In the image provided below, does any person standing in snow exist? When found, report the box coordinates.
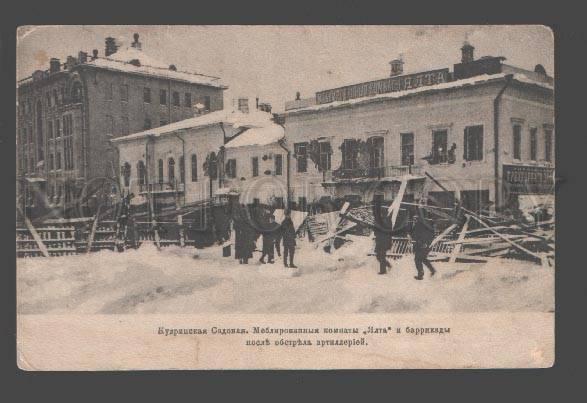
[410,213,437,280]
[259,214,279,264]
[372,195,392,275]
[280,211,297,268]
[234,204,253,264]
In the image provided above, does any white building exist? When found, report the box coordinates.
[111,100,284,214]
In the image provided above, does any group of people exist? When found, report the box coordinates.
[372,196,437,281]
[232,206,297,268]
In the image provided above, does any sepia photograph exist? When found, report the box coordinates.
[15,25,555,369]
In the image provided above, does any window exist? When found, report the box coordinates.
[54,119,61,138]
[431,130,448,164]
[160,118,168,126]
[513,124,522,160]
[63,115,74,170]
[53,89,59,106]
[105,83,113,101]
[191,154,198,182]
[122,162,131,187]
[204,96,211,111]
[226,159,237,178]
[368,136,384,175]
[49,154,54,170]
[144,118,152,130]
[545,129,553,162]
[137,160,146,186]
[179,156,185,183]
[461,190,490,216]
[28,124,34,143]
[60,87,65,104]
[46,92,51,107]
[160,89,167,105]
[318,141,332,172]
[294,142,307,173]
[168,158,175,183]
[105,115,114,136]
[274,154,283,176]
[71,82,82,103]
[120,84,129,102]
[56,152,62,170]
[464,125,484,161]
[48,121,53,139]
[121,116,129,135]
[342,139,359,170]
[252,156,259,177]
[298,197,308,212]
[143,87,151,103]
[172,91,180,107]
[158,159,164,183]
[184,93,192,107]
[530,127,537,161]
[36,101,44,161]
[401,133,414,166]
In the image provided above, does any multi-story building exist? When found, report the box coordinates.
[17,33,226,219]
[114,41,554,224]
[283,42,554,215]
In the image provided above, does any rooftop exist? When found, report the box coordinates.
[84,46,226,88]
[286,73,553,115]
[111,109,276,143]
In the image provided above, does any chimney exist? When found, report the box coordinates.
[105,37,118,57]
[92,49,99,60]
[78,51,88,64]
[461,41,475,64]
[131,33,142,50]
[295,91,301,100]
[256,97,259,109]
[66,55,77,70]
[49,58,61,73]
[169,64,177,71]
[389,55,404,77]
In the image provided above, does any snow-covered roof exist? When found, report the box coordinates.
[287,73,553,115]
[82,47,226,89]
[224,125,284,149]
[111,109,276,143]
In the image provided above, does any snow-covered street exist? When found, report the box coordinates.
[17,236,554,315]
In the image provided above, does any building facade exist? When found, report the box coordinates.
[283,43,554,215]
[17,33,226,219]
[112,101,284,216]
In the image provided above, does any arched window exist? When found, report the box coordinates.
[168,158,175,183]
[158,159,164,184]
[179,156,185,183]
[122,162,131,187]
[191,154,198,182]
[71,81,83,103]
[137,160,146,186]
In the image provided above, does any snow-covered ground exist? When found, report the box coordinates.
[17,236,554,315]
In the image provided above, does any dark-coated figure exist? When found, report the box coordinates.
[281,211,297,268]
[410,214,437,280]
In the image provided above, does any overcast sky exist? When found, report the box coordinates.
[17,25,554,112]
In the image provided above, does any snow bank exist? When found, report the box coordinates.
[17,237,554,315]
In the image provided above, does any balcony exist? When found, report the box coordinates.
[138,181,185,194]
[323,165,422,184]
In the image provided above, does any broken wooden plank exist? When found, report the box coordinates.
[449,215,470,263]
[429,224,457,248]
[469,214,543,261]
[86,205,102,253]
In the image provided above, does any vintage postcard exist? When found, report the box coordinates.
[16,25,554,370]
